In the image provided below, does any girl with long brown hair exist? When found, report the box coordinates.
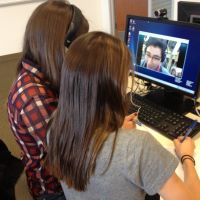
[7,1,89,199]
[47,32,200,200]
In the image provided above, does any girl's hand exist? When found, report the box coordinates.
[173,136,195,159]
[122,113,138,129]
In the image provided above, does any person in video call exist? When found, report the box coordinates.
[141,37,170,75]
[7,0,89,199]
[46,31,200,200]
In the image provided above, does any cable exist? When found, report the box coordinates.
[128,76,141,109]
[128,76,142,125]
[193,98,200,117]
[128,77,163,126]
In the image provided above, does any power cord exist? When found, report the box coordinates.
[128,77,142,125]
[193,98,200,117]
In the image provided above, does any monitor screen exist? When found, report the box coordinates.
[178,1,200,24]
[125,15,200,97]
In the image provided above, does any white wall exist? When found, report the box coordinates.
[71,0,113,33]
[0,0,112,56]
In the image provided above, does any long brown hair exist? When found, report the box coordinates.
[46,32,131,191]
[17,0,89,91]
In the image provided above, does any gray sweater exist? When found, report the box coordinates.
[61,129,178,200]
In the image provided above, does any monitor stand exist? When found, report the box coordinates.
[143,87,195,115]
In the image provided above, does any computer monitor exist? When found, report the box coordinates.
[125,15,200,99]
[178,1,200,24]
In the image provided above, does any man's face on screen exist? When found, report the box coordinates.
[145,45,162,70]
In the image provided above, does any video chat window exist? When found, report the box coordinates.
[136,32,189,79]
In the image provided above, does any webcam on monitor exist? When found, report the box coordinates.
[154,8,168,19]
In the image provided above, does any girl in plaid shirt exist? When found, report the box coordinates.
[7,1,89,199]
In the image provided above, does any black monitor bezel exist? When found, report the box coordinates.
[124,15,200,98]
[178,1,200,24]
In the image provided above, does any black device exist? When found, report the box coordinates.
[125,15,200,139]
[154,8,168,19]
[125,15,200,101]
[178,1,200,24]
[128,93,200,140]
[64,5,83,48]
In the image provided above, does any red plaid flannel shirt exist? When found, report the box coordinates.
[7,60,62,198]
